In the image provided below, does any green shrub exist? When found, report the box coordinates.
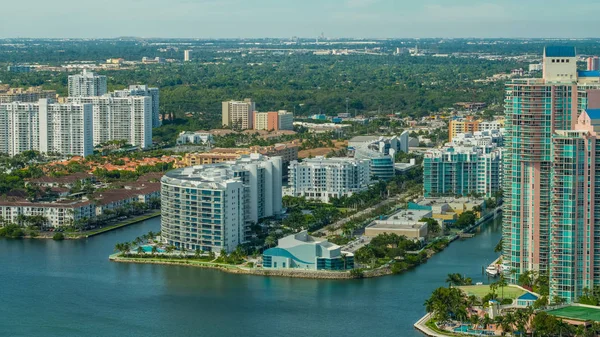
[52,232,65,240]
[350,268,364,278]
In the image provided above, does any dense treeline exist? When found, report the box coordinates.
[1,48,522,124]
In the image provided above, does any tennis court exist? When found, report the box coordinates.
[547,306,600,322]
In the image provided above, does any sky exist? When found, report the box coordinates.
[1,0,599,39]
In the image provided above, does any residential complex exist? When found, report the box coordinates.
[350,133,409,180]
[161,154,283,253]
[184,50,192,62]
[176,131,214,146]
[0,174,160,228]
[68,95,153,149]
[222,99,255,130]
[262,231,354,270]
[0,86,57,104]
[423,141,503,198]
[0,100,93,157]
[38,99,94,157]
[587,56,599,71]
[254,110,294,131]
[68,70,107,97]
[286,157,371,203]
[112,85,160,128]
[502,46,600,303]
[448,116,480,142]
[177,143,299,177]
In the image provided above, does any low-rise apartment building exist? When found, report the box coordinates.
[286,156,371,203]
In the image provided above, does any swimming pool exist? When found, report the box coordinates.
[452,325,495,335]
[141,245,165,253]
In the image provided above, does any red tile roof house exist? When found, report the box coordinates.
[26,173,96,189]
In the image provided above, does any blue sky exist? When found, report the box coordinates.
[2,0,599,38]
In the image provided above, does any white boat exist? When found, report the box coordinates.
[486,266,498,277]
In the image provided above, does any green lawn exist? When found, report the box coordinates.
[459,285,525,299]
[81,211,161,237]
[547,306,600,322]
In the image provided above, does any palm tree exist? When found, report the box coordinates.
[467,295,479,309]
[180,245,187,258]
[194,248,201,259]
[482,314,492,329]
[265,235,276,248]
[151,245,158,255]
[137,246,144,255]
[497,274,508,299]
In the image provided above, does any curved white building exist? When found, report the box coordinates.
[161,154,282,253]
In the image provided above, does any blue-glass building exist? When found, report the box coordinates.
[263,231,354,271]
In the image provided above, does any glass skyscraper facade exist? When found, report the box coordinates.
[503,46,600,302]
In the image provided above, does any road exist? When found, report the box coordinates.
[341,236,372,253]
[314,191,417,236]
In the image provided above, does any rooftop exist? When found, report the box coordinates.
[578,70,600,78]
[544,46,576,58]
[586,109,600,120]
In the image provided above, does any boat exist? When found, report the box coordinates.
[485,266,498,277]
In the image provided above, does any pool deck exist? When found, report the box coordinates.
[414,313,456,337]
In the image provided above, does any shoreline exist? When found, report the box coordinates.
[12,211,161,240]
[109,254,394,279]
[109,208,503,280]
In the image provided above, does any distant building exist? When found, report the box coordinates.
[364,209,430,239]
[0,87,57,104]
[254,110,294,131]
[450,129,504,147]
[142,57,165,64]
[311,114,327,121]
[7,65,32,73]
[176,131,214,145]
[263,231,354,270]
[423,143,503,198]
[222,99,255,130]
[286,157,371,203]
[293,122,350,135]
[68,96,152,149]
[178,144,298,178]
[449,116,481,142]
[106,58,125,64]
[529,63,543,72]
[68,70,107,97]
[38,99,94,157]
[112,85,160,128]
[587,56,599,71]
[184,50,192,62]
[349,132,409,180]
[511,68,524,77]
[0,100,93,157]
[0,181,159,228]
[161,154,283,253]
[478,119,504,133]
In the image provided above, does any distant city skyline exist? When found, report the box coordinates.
[2,0,600,39]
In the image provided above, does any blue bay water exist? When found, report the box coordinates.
[0,217,501,337]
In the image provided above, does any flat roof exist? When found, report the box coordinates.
[368,221,426,230]
[578,70,600,78]
[547,306,600,322]
[545,46,576,57]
